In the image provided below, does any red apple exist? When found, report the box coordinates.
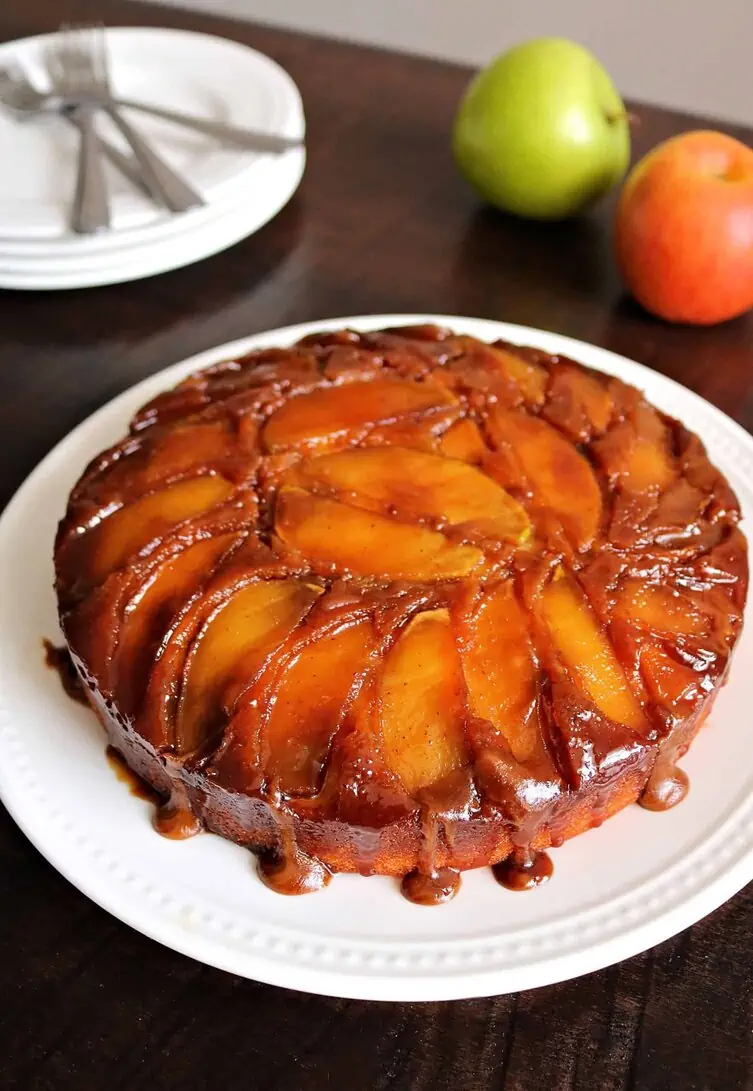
[615,130,753,324]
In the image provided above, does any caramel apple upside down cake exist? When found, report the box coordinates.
[53,325,748,905]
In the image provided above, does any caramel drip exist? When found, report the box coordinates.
[419,808,440,877]
[43,640,89,706]
[106,745,201,839]
[257,786,332,896]
[400,805,461,906]
[106,746,161,805]
[493,848,554,891]
[401,867,460,906]
[153,779,202,840]
[257,847,332,896]
[639,765,689,811]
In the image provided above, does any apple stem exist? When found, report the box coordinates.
[607,110,640,128]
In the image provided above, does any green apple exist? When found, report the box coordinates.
[453,38,631,220]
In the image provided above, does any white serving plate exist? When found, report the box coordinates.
[1,315,751,1001]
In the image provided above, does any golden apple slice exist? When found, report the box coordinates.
[362,416,446,453]
[593,403,675,494]
[82,475,234,583]
[543,363,613,440]
[541,573,645,731]
[275,486,483,580]
[115,533,237,715]
[640,642,704,708]
[613,580,710,637]
[265,619,373,793]
[438,418,488,463]
[295,447,530,542]
[263,378,456,452]
[490,346,549,406]
[380,609,468,794]
[90,419,234,502]
[487,407,602,549]
[176,579,321,755]
[459,582,541,762]
[625,437,676,495]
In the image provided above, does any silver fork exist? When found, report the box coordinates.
[45,29,110,234]
[0,61,300,155]
[0,63,151,198]
[55,24,204,214]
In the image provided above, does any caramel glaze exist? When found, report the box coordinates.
[258,847,332,895]
[106,745,160,804]
[153,783,203,840]
[107,751,201,839]
[639,766,690,812]
[397,774,476,904]
[493,849,554,892]
[52,324,749,901]
[256,789,333,893]
[50,652,200,840]
[401,867,461,905]
[43,639,89,706]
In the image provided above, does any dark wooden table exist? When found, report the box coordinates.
[1,1,752,1088]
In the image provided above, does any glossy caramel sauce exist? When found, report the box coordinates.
[401,867,461,905]
[493,850,554,891]
[639,766,690,812]
[43,639,88,706]
[257,847,332,895]
[106,745,161,805]
[153,794,203,840]
[51,324,748,901]
[107,747,200,838]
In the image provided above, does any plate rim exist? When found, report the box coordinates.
[1,313,752,1002]
[0,147,305,289]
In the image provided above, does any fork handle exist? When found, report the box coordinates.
[116,97,301,154]
[71,107,110,234]
[104,106,205,213]
[65,110,150,197]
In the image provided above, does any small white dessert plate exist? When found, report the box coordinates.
[0,26,304,242]
[1,315,752,1001]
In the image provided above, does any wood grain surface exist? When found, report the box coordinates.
[0,1,751,1088]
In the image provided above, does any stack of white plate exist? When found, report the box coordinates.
[0,27,306,290]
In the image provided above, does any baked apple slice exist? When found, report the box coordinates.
[72,475,235,585]
[486,407,603,549]
[489,345,549,406]
[593,402,676,494]
[115,533,238,715]
[613,579,710,637]
[263,377,456,452]
[293,447,530,542]
[640,642,707,710]
[264,619,374,794]
[80,419,236,506]
[361,412,455,454]
[275,487,483,580]
[458,582,542,762]
[541,573,645,731]
[379,609,468,795]
[542,362,613,441]
[438,418,488,463]
[176,578,321,755]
